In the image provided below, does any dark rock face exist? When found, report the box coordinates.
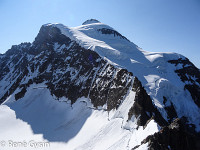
[97,28,130,41]
[0,43,31,103]
[128,77,167,127]
[140,118,200,150]
[168,58,200,107]
[15,87,27,100]
[0,43,31,81]
[89,66,133,110]
[164,104,178,123]
[1,24,200,150]
[184,84,200,107]
[106,69,133,110]
[0,25,134,113]
[163,96,178,123]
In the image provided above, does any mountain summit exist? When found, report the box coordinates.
[82,19,101,25]
[0,20,200,150]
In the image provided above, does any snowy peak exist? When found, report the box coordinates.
[82,19,101,25]
[1,20,200,150]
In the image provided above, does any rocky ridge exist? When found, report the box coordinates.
[0,20,200,149]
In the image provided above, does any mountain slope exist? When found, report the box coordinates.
[0,19,200,150]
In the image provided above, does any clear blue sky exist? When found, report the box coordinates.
[0,0,200,68]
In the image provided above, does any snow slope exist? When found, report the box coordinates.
[45,21,200,130]
[0,20,200,150]
[1,84,159,150]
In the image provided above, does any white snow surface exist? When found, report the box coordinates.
[44,21,200,130]
[1,84,159,150]
[82,19,101,25]
[1,20,200,150]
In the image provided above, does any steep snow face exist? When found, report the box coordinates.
[47,22,185,64]
[1,84,159,150]
[1,20,200,150]
[44,22,200,131]
[46,22,185,78]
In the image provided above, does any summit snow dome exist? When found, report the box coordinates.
[82,19,101,25]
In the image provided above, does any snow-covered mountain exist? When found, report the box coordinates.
[0,19,200,150]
